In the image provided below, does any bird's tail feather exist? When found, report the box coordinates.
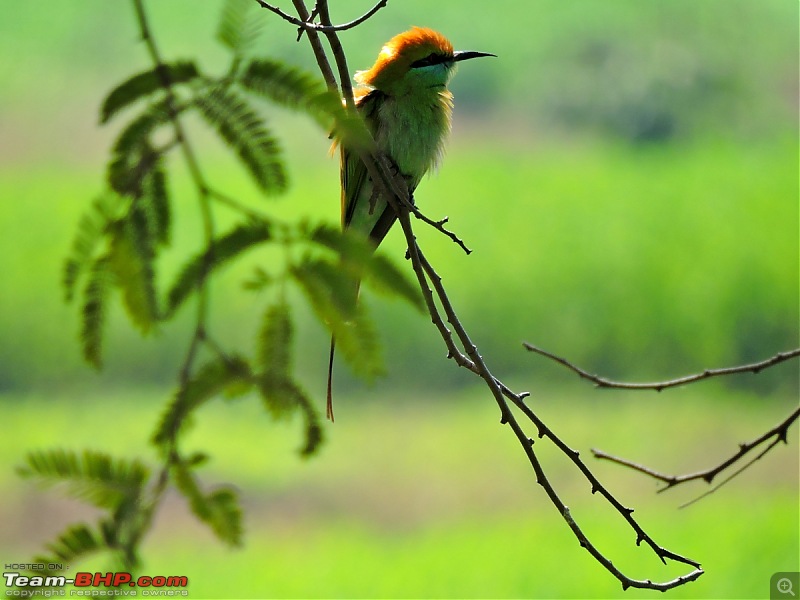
[326,336,336,422]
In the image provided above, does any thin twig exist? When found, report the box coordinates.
[523,343,800,390]
[376,156,472,254]
[254,0,389,33]
[409,208,471,254]
[593,406,800,494]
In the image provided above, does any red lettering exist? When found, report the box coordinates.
[113,572,132,586]
[74,572,92,587]
[94,572,114,586]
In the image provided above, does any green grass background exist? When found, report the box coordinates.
[0,1,798,598]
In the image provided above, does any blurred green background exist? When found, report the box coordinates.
[0,1,797,598]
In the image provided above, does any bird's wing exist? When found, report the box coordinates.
[340,89,399,247]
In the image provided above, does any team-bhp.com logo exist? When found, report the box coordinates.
[4,571,189,597]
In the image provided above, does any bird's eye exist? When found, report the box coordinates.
[410,53,446,69]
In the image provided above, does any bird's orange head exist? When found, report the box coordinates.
[355,27,494,93]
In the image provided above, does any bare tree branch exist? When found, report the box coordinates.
[524,343,800,390]
[593,406,800,494]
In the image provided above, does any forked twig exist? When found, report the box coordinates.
[410,209,471,254]
[593,406,800,496]
[254,0,389,33]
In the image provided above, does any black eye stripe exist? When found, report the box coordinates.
[410,53,450,69]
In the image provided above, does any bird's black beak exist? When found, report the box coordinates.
[453,50,497,62]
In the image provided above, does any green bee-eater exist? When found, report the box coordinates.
[327,27,495,420]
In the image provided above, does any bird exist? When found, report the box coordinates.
[326,26,495,421]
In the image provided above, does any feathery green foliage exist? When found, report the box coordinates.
[63,193,123,302]
[216,0,264,58]
[171,460,242,546]
[194,87,286,194]
[100,61,199,124]
[241,59,333,127]
[44,0,426,578]
[108,215,159,333]
[40,524,103,565]
[299,406,323,457]
[107,104,171,196]
[80,255,112,368]
[140,158,171,246]
[153,355,251,447]
[18,449,148,510]
[292,258,384,380]
[257,300,293,410]
[254,300,323,455]
[311,224,424,310]
[166,219,271,316]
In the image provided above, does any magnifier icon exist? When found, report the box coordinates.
[778,578,796,596]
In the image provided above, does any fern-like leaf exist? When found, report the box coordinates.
[240,60,329,126]
[140,158,171,246]
[299,403,323,457]
[216,0,263,56]
[310,225,424,311]
[18,449,148,510]
[293,257,359,319]
[240,62,371,149]
[108,215,159,334]
[100,61,199,124]
[193,87,286,194]
[165,219,271,316]
[254,300,323,450]
[256,298,299,417]
[171,461,242,546]
[40,523,103,564]
[153,355,251,446]
[63,194,124,302]
[80,255,112,368]
[108,103,171,196]
[291,258,383,380]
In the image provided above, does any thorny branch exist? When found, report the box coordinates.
[593,406,800,506]
[525,342,800,502]
[279,0,706,591]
